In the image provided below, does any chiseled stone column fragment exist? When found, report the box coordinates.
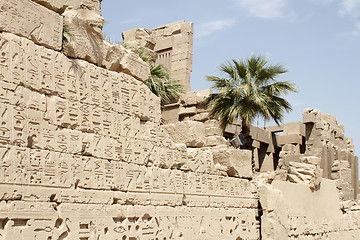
[0,0,63,51]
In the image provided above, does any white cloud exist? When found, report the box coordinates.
[196,19,236,38]
[339,0,360,15]
[235,0,287,19]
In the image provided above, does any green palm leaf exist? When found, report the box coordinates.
[204,55,298,141]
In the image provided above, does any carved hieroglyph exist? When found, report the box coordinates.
[0,0,63,51]
[0,31,259,239]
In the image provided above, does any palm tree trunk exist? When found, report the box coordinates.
[241,120,252,149]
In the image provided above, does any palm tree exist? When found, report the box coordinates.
[203,55,297,145]
[132,47,184,106]
[145,64,183,105]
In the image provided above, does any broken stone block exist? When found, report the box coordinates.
[62,8,105,65]
[32,0,102,14]
[303,108,321,123]
[114,47,150,82]
[179,106,197,116]
[260,184,288,240]
[180,92,197,106]
[204,136,228,147]
[163,120,206,147]
[184,148,214,173]
[204,127,222,137]
[191,113,209,122]
[211,148,252,178]
[287,161,322,190]
[300,156,321,166]
[122,27,155,50]
[0,0,63,51]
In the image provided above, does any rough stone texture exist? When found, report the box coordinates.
[62,8,150,82]
[260,184,288,240]
[212,148,253,178]
[123,20,194,92]
[0,203,259,239]
[31,0,102,14]
[62,8,105,65]
[163,120,206,147]
[103,41,150,82]
[0,0,63,51]
[162,90,213,124]
[1,1,360,238]
[287,161,322,190]
[0,30,259,239]
[260,179,360,239]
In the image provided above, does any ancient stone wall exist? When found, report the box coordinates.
[0,1,259,239]
[123,21,193,93]
[1,0,360,239]
[167,91,360,239]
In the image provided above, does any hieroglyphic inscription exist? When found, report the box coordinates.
[0,203,259,240]
[0,0,63,51]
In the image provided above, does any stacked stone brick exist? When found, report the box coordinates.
[123,20,193,92]
[0,0,259,239]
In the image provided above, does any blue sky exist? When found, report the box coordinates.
[101,0,360,161]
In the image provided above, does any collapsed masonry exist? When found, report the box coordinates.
[0,0,358,239]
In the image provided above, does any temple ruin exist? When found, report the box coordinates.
[0,0,359,239]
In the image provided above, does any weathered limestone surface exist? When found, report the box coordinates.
[0,202,259,239]
[62,7,150,81]
[260,179,360,239]
[163,120,206,147]
[1,0,360,238]
[212,148,253,178]
[31,0,102,13]
[62,8,105,65]
[0,0,63,51]
[123,20,194,92]
[0,30,259,239]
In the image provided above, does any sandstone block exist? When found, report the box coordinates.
[205,127,222,137]
[32,0,101,14]
[122,27,155,50]
[276,134,303,146]
[287,161,322,190]
[62,8,105,65]
[104,42,151,81]
[179,106,197,116]
[250,125,271,144]
[303,108,321,123]
[260,184,288,240]
[117,48,150,82]
[224,123,242,135]
[191,112,209,122]
[204,136,228,147]
[0,0,63,51]
[204,119,219,128]
[163,121,206,147]
[283,121,306,136]
[211,148,252,178]
[260,152,274,172]
[180,92,197,106]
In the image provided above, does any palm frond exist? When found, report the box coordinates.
[145,64,184,105]
[205,55,297,133]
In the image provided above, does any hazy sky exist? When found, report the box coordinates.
[101,0,360,160]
